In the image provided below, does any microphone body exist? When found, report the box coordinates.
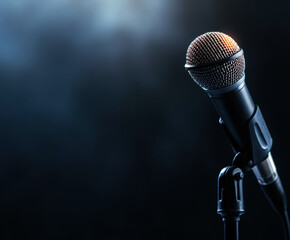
[208,78,254,154]
[205,77,277,186]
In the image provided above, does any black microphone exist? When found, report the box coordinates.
[184,32,289,238]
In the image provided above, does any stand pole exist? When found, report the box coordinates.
[223,218,239,240]
[217,166,245,240]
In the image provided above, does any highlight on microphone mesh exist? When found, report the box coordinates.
[185,32,245,90]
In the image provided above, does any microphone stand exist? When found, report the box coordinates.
[217,155,245,240]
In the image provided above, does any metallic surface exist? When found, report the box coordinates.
[186,32,240,66]
[205,76,245,96]
[185,49,244,69]
[185,32,245,90]
[252,153,278,185]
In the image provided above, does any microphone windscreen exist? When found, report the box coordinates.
[185,32,245,90]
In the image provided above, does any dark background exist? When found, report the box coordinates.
[0,0,289,239]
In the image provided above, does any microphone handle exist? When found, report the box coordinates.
[206,78,273,174]
[208,79,255,154]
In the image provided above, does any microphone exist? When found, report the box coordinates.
[184,32,289,236]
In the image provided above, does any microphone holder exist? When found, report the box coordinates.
[217,154,245,240]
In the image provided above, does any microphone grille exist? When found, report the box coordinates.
[186,32,245,90]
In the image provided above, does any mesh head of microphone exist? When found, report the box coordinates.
[186,32,245,90]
